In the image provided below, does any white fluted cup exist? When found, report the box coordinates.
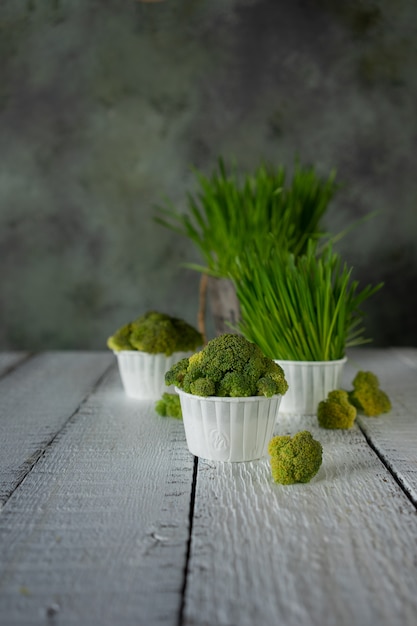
[176,388,282,462]
[114,350,192,399]
[274,357,347,415]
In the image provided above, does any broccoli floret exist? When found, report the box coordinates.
[241,354,289,397]
[155,393,183,419]
[217,371,253,397]
[165,333,288,398]
[190,377,216,397]
[164,357,190,388]
[260,360,289,396]
[268,430,323,484]
[317,389,357,429]
[106,323,134,351]
[256,376,279,398]
[199,334,256,384]
[107,311,203,356]
[348,371,391,417]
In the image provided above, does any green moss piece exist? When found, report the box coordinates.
[268,430,323,485]
[318,389,357,429]
[349,371,391,417]
[155,393,182,419]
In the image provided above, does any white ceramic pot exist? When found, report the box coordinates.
[274,357,347,415]
[114,350,192,399]
[176,388,282,462]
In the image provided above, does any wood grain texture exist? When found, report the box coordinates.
[345,348,417,503]
[0,365,193,626]
[0,352,29,378]
[0,351,113,504]
[1,349,416,626]
[184,351,417,626]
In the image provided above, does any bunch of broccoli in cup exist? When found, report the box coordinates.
[165,333,288,398]
[107,310,203,356]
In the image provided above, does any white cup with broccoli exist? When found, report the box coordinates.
[166,334,288,462]
[107,311,203,399]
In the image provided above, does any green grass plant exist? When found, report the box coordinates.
[155,158,338,278]
[234,241,383,361]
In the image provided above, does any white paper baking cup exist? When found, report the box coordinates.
[274,357,347,415]
[176,388,282,462]
[114,350,192,399]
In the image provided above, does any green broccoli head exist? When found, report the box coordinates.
[268,430,323,484]
[317,389,357,429]
[164,333,288,398]
[348,370,391,417]
[155,393,183,419]
[107,311,203,356]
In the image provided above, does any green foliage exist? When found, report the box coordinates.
[155,393,182,419]
[317,389,357,429]
[107,311,203,356]
[268,431,323,485]
[155,158,338,278]
[349,370,391,416]
[235,240,383,361]
[165,333,288,398]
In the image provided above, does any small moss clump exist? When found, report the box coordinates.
[155,393,182,419]
[318,390,357,429]
[268,431,323,485]
[348,371,391,417]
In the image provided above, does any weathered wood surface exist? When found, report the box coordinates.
[0,361,194,626]
[344,348,417,503]
[0,352,29,378]
[0,352,113,504]
[0,349,416,626]
[183,348,417,626]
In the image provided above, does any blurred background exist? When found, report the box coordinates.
[1,0,416,350]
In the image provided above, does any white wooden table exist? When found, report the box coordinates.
[0,348,416,626]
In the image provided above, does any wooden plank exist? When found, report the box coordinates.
[0,366,193,626]
[0,351,113,504]
[344,347,417,404]
[344,348,417,503]
[0,352,29,378]
[184,413,417,626]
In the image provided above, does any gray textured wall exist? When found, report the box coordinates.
[1,0,416,350]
